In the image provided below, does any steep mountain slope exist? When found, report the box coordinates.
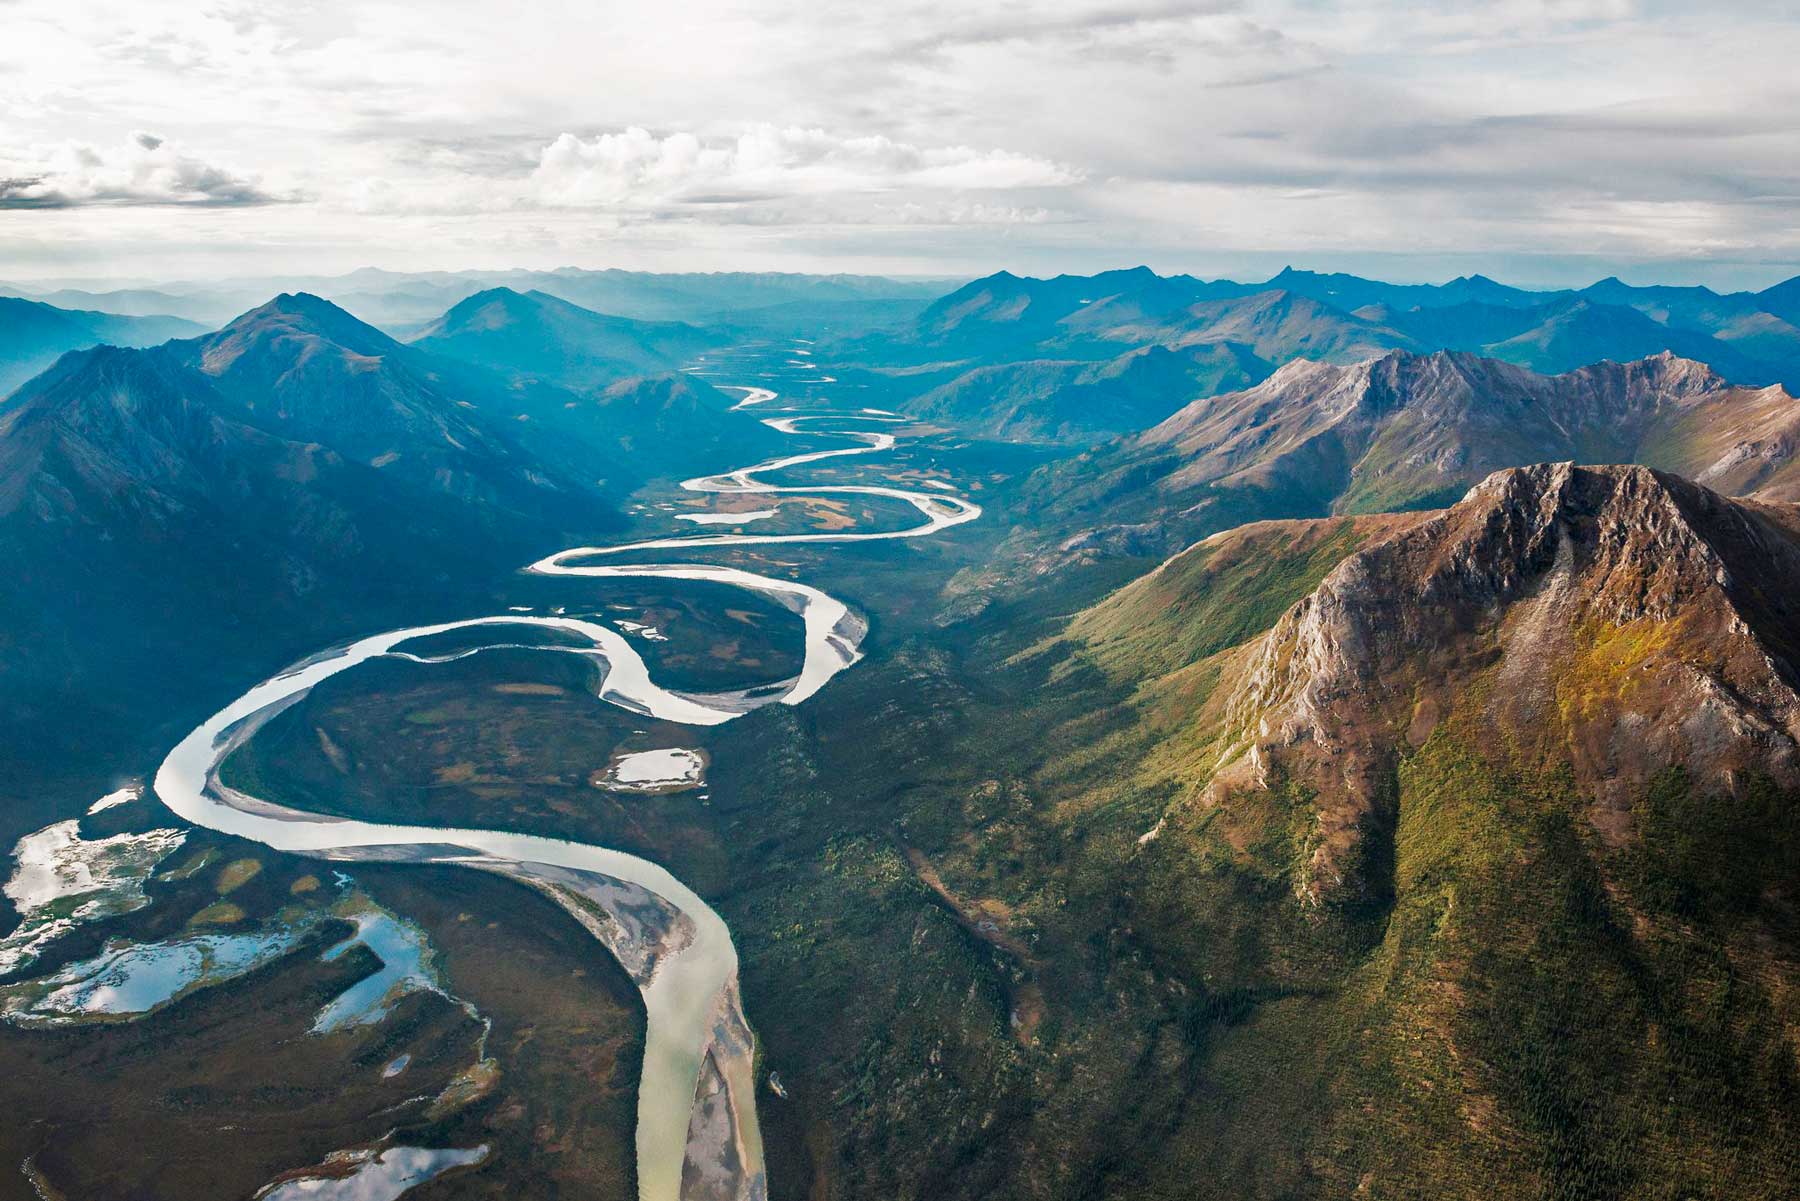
[167,293,612,527]
[1028,350,1800,558]
[0,344,553,749]
[1189,463,1800,893]
[708,461,1800,1201]
[0,297,206,397]
[904,343,1271,445]
[410,287,719,390]
[1759,273,1800,325]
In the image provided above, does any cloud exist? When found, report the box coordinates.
[3,1,1800,286]
[0,131,285,208]
[527,125,1082,210]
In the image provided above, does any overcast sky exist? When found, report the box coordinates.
[3,0,1798,289]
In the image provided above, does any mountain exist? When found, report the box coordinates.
[1007,463,1800,1195]
[1370,294,1781,381]
[850,271,1413,371]
[2,286,234,324]
[1098,289,1413,363]
[410,287,720,390]
[903,342,1272,445]
[520,267,953,325]
[405,289,788,483]
[580,372,791,481]
[168,292,614,526]
[1755,273,1800,326]
[852,268,1800,418]
[1175,462,1800,894]
[1577,275,1800,360]
[0,344,560,752]
[846,267,1250,364]
[1262,265,1554,311]
[1023,349,1800,562]
[0,297,206,397]
[718,460,1800,1201]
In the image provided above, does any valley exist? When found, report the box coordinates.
[2,266,1797,1201]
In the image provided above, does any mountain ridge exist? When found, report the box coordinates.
[1189,461,1800,895]
[1022,347,1800,568]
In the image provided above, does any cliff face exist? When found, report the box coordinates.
[1204,462,1800,896]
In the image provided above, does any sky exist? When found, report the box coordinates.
[3,0,1799,290]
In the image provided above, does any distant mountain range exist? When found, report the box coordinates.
[856,266,1800,374]
[3,268,956,333]
[828,267,1800,447]
[0,297,206,397]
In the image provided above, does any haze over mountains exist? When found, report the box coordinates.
[711,264,1791,467]
[0,297,205,396]
[2,268,956,335]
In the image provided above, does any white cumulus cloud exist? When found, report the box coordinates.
[528,125,1082,209]
[0,131,283,208]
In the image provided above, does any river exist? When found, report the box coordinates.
[151,365,979,1201]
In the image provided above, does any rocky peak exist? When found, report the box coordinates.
[1205,463,1800,899]
[196,292,400,378]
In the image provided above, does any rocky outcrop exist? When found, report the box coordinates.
[1204,463,1800,897]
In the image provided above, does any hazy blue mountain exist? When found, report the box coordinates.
[1370,294,1784,381]
[581,373,790,481]
[411,287,719,390]
[0,297,207,397]
[2,268,958,335]
[519,267,954,325]
[1259,265,1555,311]
[904,342,1272,444]
[167,293,609,530]
[1075,288,1413,363]
[0,343,572,750]
[0,285,231,325]
[1758,273,1800,325]
[852,270,1417,368]
[857,268,1800,432]
[844,267,1254,364]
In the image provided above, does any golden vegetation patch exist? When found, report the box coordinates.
[188,901,246,926]
[1554,616,1682,730]
[215,858,263,894]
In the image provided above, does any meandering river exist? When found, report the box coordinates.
[152,365,979,1201]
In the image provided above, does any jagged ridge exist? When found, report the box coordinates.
[1203,462,1800,895]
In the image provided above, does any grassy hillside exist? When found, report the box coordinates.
[680,466,1800,1200]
